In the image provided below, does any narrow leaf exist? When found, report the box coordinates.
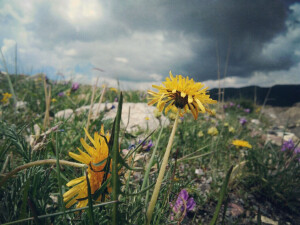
[209,166,233,225]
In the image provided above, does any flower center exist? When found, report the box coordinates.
[174,92,188,108]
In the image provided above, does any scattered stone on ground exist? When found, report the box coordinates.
[55,103,170,133]
[261,102,300,138]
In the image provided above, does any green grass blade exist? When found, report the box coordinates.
[3,201,118,225]
[112,92,123,225]
[209,165,233,225]
[55,132,66,223]
[86,171,95,225]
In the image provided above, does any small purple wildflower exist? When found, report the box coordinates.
[294,147,300,154]
[244,108,250,113]
[139,140,153,151]
[71,82,80,91]
[110,105,116,110]
[170,189,196,220]
[58,92,65,97]
[237,104,241,108]
[229,102,235,107]
[128,144,136,150]
[114,97,118,102]
[281,139,295,151]
[223,104,228,109]
[239,118,247,126]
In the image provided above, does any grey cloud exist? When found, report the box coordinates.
[111,0,299,81]
[3,0,299,85]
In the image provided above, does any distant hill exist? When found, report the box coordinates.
[209,85,300,107]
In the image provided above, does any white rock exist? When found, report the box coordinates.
[276,131,299,142]
[16,101,27,109]
[55,109,74,120]
[73,103,170,132]
[251,119,260,125]
[102,103,169,133]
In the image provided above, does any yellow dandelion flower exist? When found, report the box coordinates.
[63,126,111,209]
[148,71,217,119]
[51,98,57,103]
[232,140,252,149]
[224,122,229,127]
[207,127,218,136]
[1,92,12,104]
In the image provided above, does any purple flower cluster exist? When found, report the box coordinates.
[71,82,80,92]
[139,140,153,151]
[244,108,250,113]
[281,139,300,162]
[58,92,65,97]
[223,102,251,114]
[281,139,295,151]
[170,189,196,220]
[239,118,247,126]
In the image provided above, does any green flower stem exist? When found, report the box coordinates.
[146,110,180,225]
[0,159,85,187]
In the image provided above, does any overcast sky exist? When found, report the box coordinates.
[1,0,300,90]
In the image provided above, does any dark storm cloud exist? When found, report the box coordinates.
[112,0,299,81]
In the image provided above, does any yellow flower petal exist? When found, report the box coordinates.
[66,176,85,187]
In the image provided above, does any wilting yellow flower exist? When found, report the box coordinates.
[51,98,57,103]
[255,107,261,113]
[232,140,252,149]
[228,126,235,133]
[197,131,204,137]
[148,71,217,119]
[207,127,218,136]
[1,93,12,104]
[66,90,71,96]
[63,126,111,208]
